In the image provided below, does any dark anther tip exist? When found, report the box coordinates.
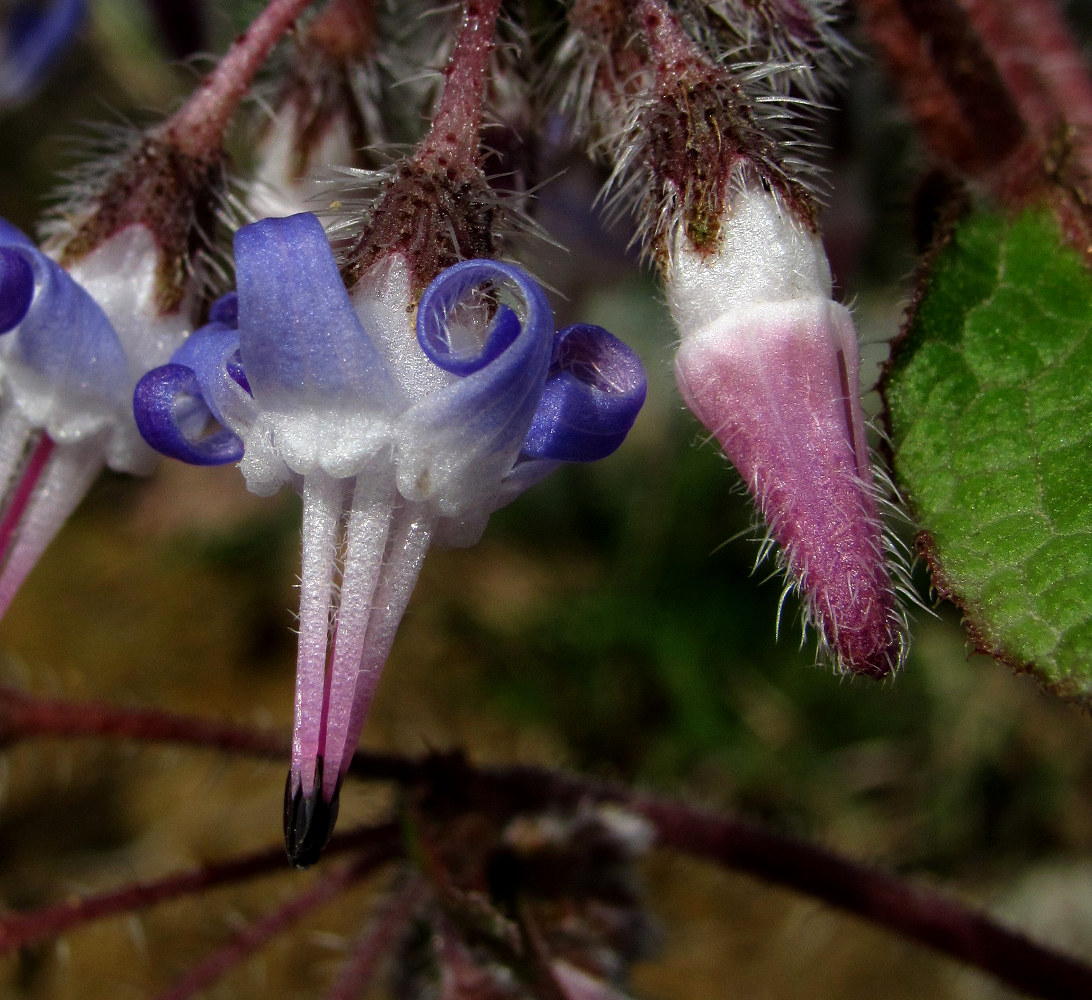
[283,757,341,869]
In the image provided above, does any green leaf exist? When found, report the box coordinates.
[885,209,1092,703]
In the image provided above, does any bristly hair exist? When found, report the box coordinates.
[550,0,836,269]
[319,137,546,302]
[682,0,853,104]
[546,0,635,148]
[747,439,917,678]
[40,116,240,313]
[320,0,544,299]
[372,0,463,146]
[604,84,818,270]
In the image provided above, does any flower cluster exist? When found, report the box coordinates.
[0,0,910,871]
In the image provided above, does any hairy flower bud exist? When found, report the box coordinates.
[250,0,382,219]
[669,185,907,676]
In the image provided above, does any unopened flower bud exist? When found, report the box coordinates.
[669,185,907,677]
[250,0,381,219]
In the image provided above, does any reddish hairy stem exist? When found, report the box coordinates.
[418,0,503,166]
[0,686,287,758]
[338,0,505,292]
[0,686,420,779]
[0,823,400,955]
[162,0,320,157]
[637,0,710,83]
[149,851,390,1000]
[324,877,428,1000]
[6,689,1091,997]
[960,0,1092,158]
[855,0,1092,247]
[854,0,1026,176]
[631,794,1092,1000]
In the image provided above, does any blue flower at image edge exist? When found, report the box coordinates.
[0,218,129,413]
[0,215,142,620]
[1,0,86,106]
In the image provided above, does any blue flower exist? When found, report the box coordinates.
[0,218,188,616]
[133,212,646,865]
[0,0,86,107]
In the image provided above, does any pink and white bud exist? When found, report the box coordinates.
[668,185,906,677]
[249,104,361,219]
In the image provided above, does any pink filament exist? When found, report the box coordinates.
[0,433,54,570]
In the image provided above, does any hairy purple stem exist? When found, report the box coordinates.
[418,0,503,167]
[632,794,1092,1000]
[149,852,390,1000]
[5,689,1090,998]
[961,0,1092,161]
[162,0,321,158]
[0,822,399,954]
[324,877,429,1000]
[0,687,420,778]
[0,686,287,758]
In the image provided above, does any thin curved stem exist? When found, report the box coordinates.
[0,822,400,954]
[630,793,1092,1000]
[5,687,1091,998]
[419,0,503,166]
[150,851,390,1000]
[162,0,320,158]
[854,0,1092,252]
[0,686,287,758]
[324,876,428,1000]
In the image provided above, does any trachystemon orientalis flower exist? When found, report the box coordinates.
[134,215,646,866]
[556,0,911,677]
[135,0,647,868]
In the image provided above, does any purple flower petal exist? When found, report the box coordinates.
[234,213,395,407]
[169,319,252,425]
[133,362,244,466]
[676,300,903,677]
[417,301,521,376]
[208,291,238,328]
[1,0,86,104]
[400,260,555,509]
[2,243,128,407]
[0,219,35,249]
[522,323,647,462]
[0,247,34,331]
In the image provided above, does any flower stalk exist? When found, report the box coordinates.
[5,685,1092,1000]
[149,853,390,1000]
[0,820,400,954]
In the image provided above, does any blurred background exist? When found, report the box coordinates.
[1,1,1091,998]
